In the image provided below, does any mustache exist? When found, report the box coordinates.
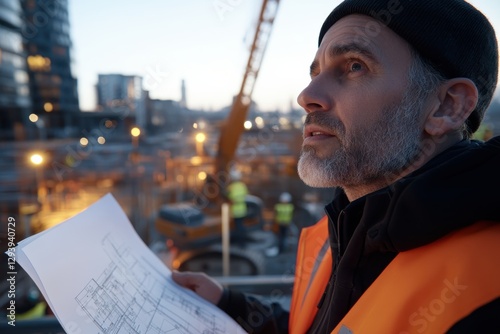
[303,112,345,136]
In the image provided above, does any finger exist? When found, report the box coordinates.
[171,271,223,304]
[171,270,189,285]
[172,270,200,288]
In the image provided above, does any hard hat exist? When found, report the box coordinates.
[230,169,242,180]
[280,192,292,203]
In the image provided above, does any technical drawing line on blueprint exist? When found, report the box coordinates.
[75,234,228,334]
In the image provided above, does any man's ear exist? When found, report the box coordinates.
[424,78,478,136]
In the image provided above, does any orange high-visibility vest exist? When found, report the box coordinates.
[289,219,500,334]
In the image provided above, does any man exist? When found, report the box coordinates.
[227,169,248,247]
[274,192,294,254]
[173,0,500,332]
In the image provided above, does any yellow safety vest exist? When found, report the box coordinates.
[290,219,500,333]
[227,181,248,218]
[275,203,294,225]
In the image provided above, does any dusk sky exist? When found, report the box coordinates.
[69,1,500,112]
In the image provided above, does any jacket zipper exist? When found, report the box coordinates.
[337,210,345,257]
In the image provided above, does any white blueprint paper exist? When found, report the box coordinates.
[16,193,246,334]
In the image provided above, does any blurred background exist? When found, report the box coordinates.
[1,0,499,330]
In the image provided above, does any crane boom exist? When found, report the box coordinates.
[155,0,281,263]
[215,0,280,178]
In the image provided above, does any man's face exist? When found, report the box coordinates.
[297,14,427,189]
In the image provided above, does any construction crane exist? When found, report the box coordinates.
[214,0,280,181]
[155,0,281,276]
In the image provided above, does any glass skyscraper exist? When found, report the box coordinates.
[22,0,79,139]
[0,0,32,141]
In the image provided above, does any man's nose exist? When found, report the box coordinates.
[297,76,331,113]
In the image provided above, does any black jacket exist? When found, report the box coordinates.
[218,137,500,333]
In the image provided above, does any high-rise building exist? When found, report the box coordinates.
[96,74,146,129]
[179,79,187,109]
[22,0,80,138]
[0,0,32,141]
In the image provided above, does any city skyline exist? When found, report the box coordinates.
[69,1,500,112]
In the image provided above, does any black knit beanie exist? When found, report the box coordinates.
[319,0,499,134]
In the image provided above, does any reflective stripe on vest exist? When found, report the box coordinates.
[290,216,332,334]
[290,221,500,334]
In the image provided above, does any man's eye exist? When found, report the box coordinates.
[350,62,363,72]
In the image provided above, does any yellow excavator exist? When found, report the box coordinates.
[155,0,281,276]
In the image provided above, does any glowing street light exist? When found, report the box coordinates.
[195,132,206,156]
[244,121,253,130]
[195,132,206,143]
[198,171,207,181]
[130,126,141,154]
[130,126,141,164]
[30,153,43,165]
[43,102,53,112]
[131,127,141,138]
[29,153,45,205]
[255,116,264,129]
[129,126,144,236]
[29,114,39,123]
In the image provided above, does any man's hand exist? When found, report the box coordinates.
[171,270,224,305]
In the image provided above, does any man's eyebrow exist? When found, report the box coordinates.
[309,42,379,76]
[309,60,319,77]
[329,42,378,62]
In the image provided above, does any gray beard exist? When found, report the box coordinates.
[297,90,424,189]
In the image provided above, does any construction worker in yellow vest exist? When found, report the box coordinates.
[274,192,294,254]
[227,169,248,248]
